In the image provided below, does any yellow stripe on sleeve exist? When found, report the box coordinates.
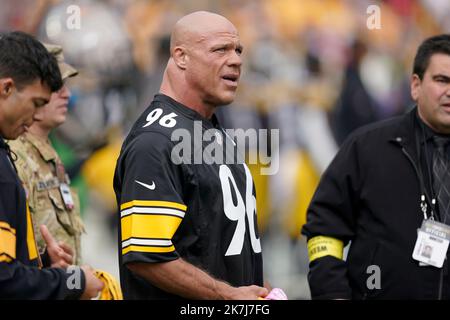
[122,245,175,255]
[0,227,16,259]
[26,204,38,261]
[0,222,16,235]
[307,236,344,262]
[121,214,183,241]
[0,254,12,263]
[120,200,187,212]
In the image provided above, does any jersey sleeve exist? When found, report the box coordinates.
[0,182,16,264]
[0,260,86,299]
[116,132,188,265]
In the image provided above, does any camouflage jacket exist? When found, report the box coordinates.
[8,133,85,265]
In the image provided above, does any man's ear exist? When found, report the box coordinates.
[411,74,422,102]
[0,78,14,98]
[172,46,188,70]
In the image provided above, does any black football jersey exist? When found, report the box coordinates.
[114,94,264,299]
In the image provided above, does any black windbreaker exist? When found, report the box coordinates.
[302,107,450,300]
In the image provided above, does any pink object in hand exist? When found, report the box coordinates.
[264,288,288,300]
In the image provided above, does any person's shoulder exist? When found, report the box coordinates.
[7,134,46,158]
[7,135,30,155]
[126,129,174,154]
[345,114,406,145]
[120,126,178,164]
[7,135,41,173]
[123,95,199,155]
[130,95,195,139]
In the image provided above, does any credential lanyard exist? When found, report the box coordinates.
[415,120,437,221]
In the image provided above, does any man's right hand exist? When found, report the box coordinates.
[80,265,104,300]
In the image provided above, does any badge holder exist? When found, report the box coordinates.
[412,196,449,268]
[56,162,74,210]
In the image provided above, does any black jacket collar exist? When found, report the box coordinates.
[392,106,450,150]
[0,136,7,150]
[390,107,418,151]
[416,114,435,145]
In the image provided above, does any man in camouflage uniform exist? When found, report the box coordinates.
[8,43,84,265]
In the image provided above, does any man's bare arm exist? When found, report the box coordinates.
[127,258,268,300]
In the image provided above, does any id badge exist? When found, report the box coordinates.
[59,183,74,210]
[412,219,450,268]
[413,230,448,267]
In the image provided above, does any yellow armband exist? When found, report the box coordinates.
[307,236,343,262]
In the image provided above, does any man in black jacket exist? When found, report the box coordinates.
[302,34,450,299]
[0,31,102,299]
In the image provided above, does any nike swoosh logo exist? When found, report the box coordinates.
[135,180,156,190]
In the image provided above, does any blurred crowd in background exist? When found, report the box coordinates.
[1,0,449,299]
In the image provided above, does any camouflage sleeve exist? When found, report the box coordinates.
[8,139,36,210]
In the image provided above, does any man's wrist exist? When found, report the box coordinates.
[212,280,234,300]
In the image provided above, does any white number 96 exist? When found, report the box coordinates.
[219,164,262,256]
[143,108,178,128]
